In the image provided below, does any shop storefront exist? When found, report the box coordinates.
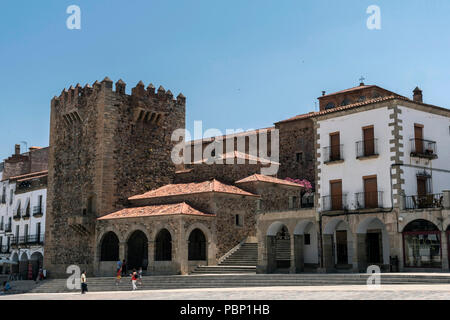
[403,219,441,268]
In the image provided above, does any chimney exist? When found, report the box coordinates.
[15,144,20,155]
[322,91,326,96]
[413,87,423,103]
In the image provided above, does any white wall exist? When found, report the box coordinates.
[398,106,450,197]
[303,223,318,264]
[317,107,394,211]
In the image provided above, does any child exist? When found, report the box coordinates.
[115,267,122,286]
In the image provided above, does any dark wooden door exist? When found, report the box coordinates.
[336,230,348,264]
[366,231,382,263]
[330,133,340,161]
[330,180,342,210]
[414,125,423,154]
[364,177,378,208]
[417,177,427,196]
[363,127,374,156]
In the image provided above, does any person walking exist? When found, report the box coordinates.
[35,268,43,284]
[137,267,143,286]
[117,260,122,272]
[131,269,137,290]
[115,267,122,286]
[81,271,88,294]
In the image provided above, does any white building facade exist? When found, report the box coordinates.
[315,94,450,272]
[0,146,48,279]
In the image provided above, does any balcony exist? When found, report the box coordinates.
[26,234,45,245]
[323,145,344,164]
[355,191,384,209]
[356,139,379,159]
[13,213,21,221]
[410,138,437,159]
[405,193,443,209]
[301,193,315,208]
[0,223,3,231]
[33,206,44,217]
[21,208,31,220]
[5,224,12,233]
[0,195,5,204]
[8,234,45,246]
[322,194,347,211]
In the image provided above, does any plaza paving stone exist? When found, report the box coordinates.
[1,285,450,300]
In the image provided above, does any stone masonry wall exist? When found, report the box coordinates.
[44,78,185,277]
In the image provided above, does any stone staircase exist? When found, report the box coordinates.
[191,242,258,274]
[8,273,450,294]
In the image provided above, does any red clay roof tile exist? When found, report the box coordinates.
[128,179,259,200]
[98,202,214,220]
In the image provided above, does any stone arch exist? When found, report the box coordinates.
[400,214,442,232]
[188,229,207,261]
[356,217,390,267]
[124,225,150,244]
[323,218,354,267]
[267,221,291,236]
[155,228,172,261]
[185,222,212,243]
[30,251,43,280]
[402,219,442,268]
[293,220,319,268]
[10,252,19,275]
[19,252,29,280]
[127,230,149,271]
[266,222,291,271]
[100,231,120,262]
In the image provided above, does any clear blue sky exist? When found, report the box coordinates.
[1,0,449,160]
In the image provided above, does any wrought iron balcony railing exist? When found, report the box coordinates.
[355,191,384,209]
[410,138,437,159]
[323,145,344,163]
[0,195,6,204]
[322,194,347,211]
[21,208,31,219]
[405,193,443,209]
[33,206,44,216]
[356,139,379,158]
[0,223,3,231]
[9,234,45,246]
[4,224,12,232]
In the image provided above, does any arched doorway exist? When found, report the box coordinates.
[266,222,291,273]
[11,253,19,275]
[293,221,319,272]
[403,219,441,268]
[188,229,206,261]
[30,252,43,280]
[127,230,148,271]
[155,229,172,261]
[19,252,29,280]
[100,232,119,262]
[356,217,390,271]
[323,219,354,270]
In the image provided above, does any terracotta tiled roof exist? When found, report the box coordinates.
[318,85,377,98]
[235,174,303,187]
[276,95,399,124]
[16,174,48,183]
[98,202,214,220]
[129,179,259,200]
[190,150,279,165]
[3,170,48,182]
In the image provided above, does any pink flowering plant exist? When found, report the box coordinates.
[285,177,313,192]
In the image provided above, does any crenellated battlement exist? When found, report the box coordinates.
[53,77,186,107]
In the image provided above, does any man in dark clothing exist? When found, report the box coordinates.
[121,260,127,276]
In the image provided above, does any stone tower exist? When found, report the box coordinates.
[43,78,185,277]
